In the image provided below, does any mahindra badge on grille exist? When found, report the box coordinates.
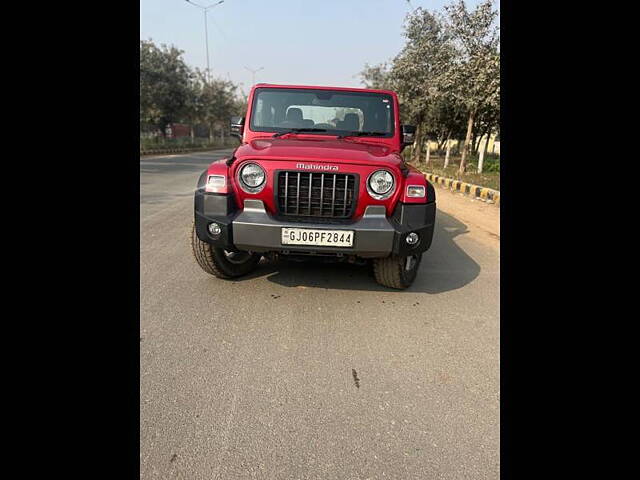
[296,163,339,171]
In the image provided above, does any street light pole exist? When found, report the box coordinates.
[203,10,210,80]
[185,0,225,84]
[244,66,264,87]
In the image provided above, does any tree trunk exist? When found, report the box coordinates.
[190,126,195,141]
[437,135,447,153]
[459,109,475,174]
[425,139,431,166]
[419,132,427,164]
[478,127,492,174]
[411,123,423,164]
[483,126,492,157]
[478,134,487,174]
[209,124,214,143]
[472,132,479,154]
[479,125,491,155]
[444,132,452,168]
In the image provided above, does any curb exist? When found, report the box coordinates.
[140,146,230,156]
[423,172,500,207]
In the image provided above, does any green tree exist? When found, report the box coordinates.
[194,69,239,141]
[183,77,203,140]
[442,0,499,173]
[359,1,500,172]
[359,63,393,90]
[389,7,458,163]
[472,101,499,155]
[140,40,194,137]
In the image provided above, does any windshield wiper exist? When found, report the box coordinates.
[337,131,388,139]
[272,128,328,138]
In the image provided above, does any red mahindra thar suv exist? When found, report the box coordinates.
[191,84,436,289]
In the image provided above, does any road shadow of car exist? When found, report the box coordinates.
[235,209,481,294]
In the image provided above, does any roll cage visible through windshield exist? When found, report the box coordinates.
[249,87,395,137]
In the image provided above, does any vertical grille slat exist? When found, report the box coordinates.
[284,172,289,214]
[277,170,356,220]
[342,174,348,216]
[320,175,325,217]
[331,174,337,215]
[308,173,313,215]
[296,172,301,214]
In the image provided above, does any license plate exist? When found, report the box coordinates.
[281,228,354,247]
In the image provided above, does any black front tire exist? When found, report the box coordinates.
[373,253,423,289]
[191,222,261,279]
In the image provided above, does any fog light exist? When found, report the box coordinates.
[208,222,222,236]
[406,232,419,245]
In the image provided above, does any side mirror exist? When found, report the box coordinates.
[401,124,416,148]
[230,116,245,140]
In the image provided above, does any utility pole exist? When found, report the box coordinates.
[185,0,225,84]
[244,66,264,87]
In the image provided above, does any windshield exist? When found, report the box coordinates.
[249,87,395,137]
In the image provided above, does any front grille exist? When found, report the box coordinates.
[276,171,357,219]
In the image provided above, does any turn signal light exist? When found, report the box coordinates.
[406,185,425,198]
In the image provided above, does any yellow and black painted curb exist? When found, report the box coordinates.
[423,172,500,207]
[140,146,229,156]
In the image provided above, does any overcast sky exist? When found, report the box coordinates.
[140,0,491,94]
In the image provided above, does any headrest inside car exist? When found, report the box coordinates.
[343,113,360,131]
[286,108,303,122]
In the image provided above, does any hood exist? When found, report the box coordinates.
[234,137,403,168]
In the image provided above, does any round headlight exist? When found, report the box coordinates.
[239,163,266,191]
[368,170,395,198]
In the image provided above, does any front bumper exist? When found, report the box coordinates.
[195,196,435,258]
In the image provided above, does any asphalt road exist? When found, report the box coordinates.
[140,149,500,479]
